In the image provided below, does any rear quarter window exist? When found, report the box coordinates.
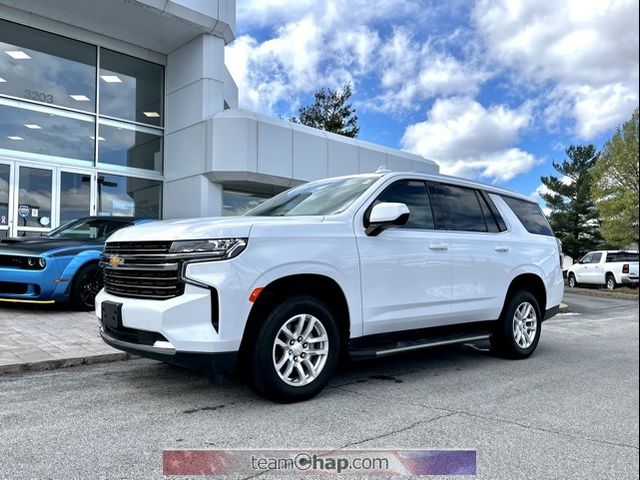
[501,196,554,236]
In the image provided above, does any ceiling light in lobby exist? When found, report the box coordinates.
[143,112,160,118]
[70,94,90,101]
[5,50,31,59]
[100,75,122,83]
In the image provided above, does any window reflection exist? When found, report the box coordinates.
[99,49,164,126]
[97,119,162,172]
[223,190,271,216]
[60,172,91,223]
[97,174,161,219]
[0,19,96,111]
[0,100,94,163]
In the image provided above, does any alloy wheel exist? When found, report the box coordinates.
[272,314,329,387]
[512,301,537,349]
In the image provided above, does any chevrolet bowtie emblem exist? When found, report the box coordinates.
[109,255,124,267]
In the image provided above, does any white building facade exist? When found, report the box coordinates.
[0,0,437,237]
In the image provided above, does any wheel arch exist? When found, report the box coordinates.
[502,273,547,317]
[239,273,351,367]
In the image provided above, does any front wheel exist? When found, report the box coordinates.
[491,291,541,359]
[71,263,103,310]
[248,295,341,403]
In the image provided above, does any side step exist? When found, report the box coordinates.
[349,332,492,359]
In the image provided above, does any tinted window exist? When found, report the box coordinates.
[372,180,434,229]
[501,196,554,236]
[48,218,130,239]
[606,252,638,262]
[429,183,487,232]
[581,253,594,264]
[477,193,501,232]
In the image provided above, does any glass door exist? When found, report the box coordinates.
[0,161,11,238]
[58,169,95,226]
[14,165,55,236]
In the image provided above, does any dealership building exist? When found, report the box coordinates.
[0,0,437,237]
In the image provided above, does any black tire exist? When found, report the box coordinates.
[491,290,542,359]
[605,274,616,291]
[71,263,103,310]
[248,295,341,403]
[568,273,578,288]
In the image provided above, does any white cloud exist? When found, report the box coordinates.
[226,1,486,114]
[401,97,537,182]
[473,0,639,138]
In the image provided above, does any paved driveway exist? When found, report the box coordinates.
[0,293,638,479]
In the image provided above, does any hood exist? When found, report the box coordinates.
[0,236,103,256]
[106,215,325,242]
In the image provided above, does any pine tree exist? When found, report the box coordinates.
[290,83,359,138]
[540,145,602,259]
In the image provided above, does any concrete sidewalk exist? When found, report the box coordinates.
[0,303,131,374]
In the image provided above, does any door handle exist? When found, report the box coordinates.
[429,243,448,251]
[495,245,510,252]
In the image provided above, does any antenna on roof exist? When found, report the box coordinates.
[375,165,391,174]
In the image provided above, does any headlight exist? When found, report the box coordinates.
[25,257,46,269]
[169,238,247,259]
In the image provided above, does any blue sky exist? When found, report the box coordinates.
[225,0,639,205]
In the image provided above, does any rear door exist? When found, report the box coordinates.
[583,252,603,284]
[427,182,511,323]
[356,179,453,334]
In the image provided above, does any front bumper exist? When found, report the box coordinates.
[0,263,63,302]
[100,327,237,373]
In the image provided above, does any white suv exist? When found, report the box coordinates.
[96,172,563,402]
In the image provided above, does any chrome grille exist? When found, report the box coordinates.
[102,241,184,300]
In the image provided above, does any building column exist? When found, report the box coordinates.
[163,34,226,219]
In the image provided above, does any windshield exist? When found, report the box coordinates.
[46,218,130,239]
[246,175,380,217]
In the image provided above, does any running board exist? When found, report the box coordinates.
[349,333,491,359]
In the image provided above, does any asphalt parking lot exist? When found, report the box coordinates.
[0,292,638,479]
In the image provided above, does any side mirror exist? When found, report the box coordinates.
[366,202,410,236]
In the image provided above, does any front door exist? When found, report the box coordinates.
[14,164,55,236]
[356,179,453,335]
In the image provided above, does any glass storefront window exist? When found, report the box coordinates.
[97,174,161,219]
[223,189,271,216]
[17,166,52,228]
[1,163,9,227]
[0,99,95,163]
[0,19,96,112]
[97,118,162,172]
[60,172,91,223]
[99,49,164,127]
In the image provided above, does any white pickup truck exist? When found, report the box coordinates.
[567,250,639,290]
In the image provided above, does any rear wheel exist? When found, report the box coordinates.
[605,274,616,291]
[491,291,541,359]
[248,295,341,403]
[71,263,103,310]
[568,273,578,288]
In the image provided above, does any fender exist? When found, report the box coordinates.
[52,250,102,299]
[251,261,363,338]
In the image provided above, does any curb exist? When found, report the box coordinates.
[559,303,569,313]
[0,352,138,376]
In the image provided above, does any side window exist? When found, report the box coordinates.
[581,253,594,263]
[477,192,501,233]
[606,253,619,262]
[372,180,434,229]
[428,183,487,232]
[590,252,602,264]
[501,196,554,236]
